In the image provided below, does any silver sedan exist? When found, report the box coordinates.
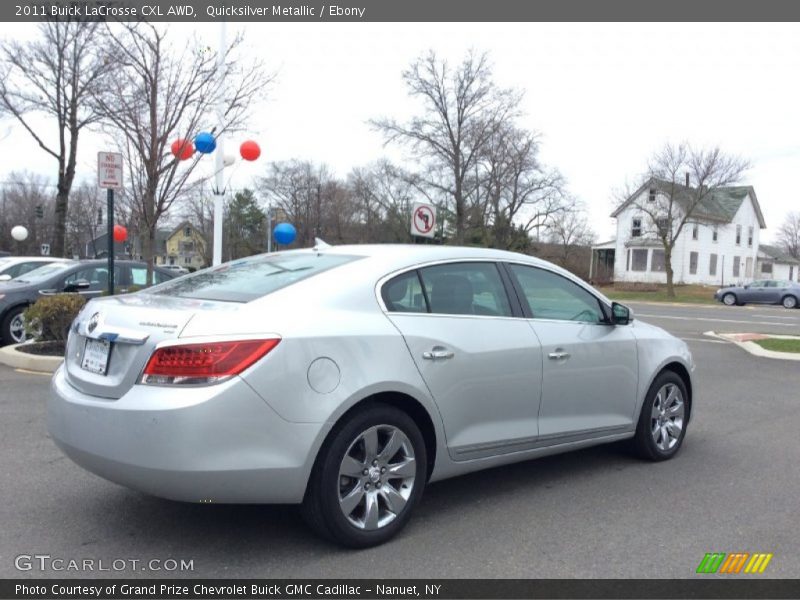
[49,245,694,547]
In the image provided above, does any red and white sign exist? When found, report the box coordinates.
[97,152,123,190]
[411,202,436,238]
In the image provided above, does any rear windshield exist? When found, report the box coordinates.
[148,252,361,302]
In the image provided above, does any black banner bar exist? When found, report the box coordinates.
[3,579,800,600]
[6,0,800,23]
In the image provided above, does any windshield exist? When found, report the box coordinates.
[147,252,361,302]
[14,261,75,283]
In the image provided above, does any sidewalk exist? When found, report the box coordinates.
[705,332,800,361]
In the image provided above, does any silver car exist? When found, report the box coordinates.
[49,245,694,547]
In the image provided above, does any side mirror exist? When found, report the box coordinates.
[64,279,91,292]
[611,302,633,325]
[0,274,11,282]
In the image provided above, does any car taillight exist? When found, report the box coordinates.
[140,338,280,385]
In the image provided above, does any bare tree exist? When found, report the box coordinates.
[547,200,597,264]
[776,211,800,260]
[618,142,750,297]
[93,23,271,282]
[347,161,417,243]
[372,50,521,244]
[0,172,55,255]
[0,22,110,257]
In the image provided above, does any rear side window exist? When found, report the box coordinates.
[382,271,427,313]
[149,253,360,302]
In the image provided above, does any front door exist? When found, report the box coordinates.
[505,263,639,440]
[383,262,543,460]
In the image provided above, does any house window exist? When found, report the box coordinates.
[748,226,753,247]
[184,256,191,265]
[656,217,669,237]
[631,249,648,271]
[648,188,656,202]
[184,227,191,238]
[691,223,699,240]
[631,218,642,238]
[733,256,741,278]
[181,241,194,253]
[761,261,773,275]
[736,225,741,245]
[689,252,698,275]
[709,253,718,276]
[651,249,666,272]
[712,226,718,242]
[745,257,753,277]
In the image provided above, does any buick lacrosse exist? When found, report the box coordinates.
[49,245,694,547]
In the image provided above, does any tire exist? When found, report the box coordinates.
[632,371,689,461]
[302,403,427,548]
[721,293,737,306]
[1,306,27,346]
[782,295,798,309]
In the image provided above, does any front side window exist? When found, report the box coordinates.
[508,264,604,323]
[419,263,512,317]
[631,249,648,271]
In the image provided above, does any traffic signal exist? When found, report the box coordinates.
[97,208,103,225]
[35,205,43,218]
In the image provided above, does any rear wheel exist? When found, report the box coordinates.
[632,371,688,461]
[722,293,737,306]
[302,403,427,548]
[1,306,27,346]
[782,295,798,309]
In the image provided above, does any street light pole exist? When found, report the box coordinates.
[212,20,226,266]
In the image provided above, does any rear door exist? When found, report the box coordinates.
[383,261,543,460]
[505,263,638,440]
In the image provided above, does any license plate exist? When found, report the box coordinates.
[81,338,111,375]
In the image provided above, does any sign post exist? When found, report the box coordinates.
[410,202,436,240]
[97,152,123,296]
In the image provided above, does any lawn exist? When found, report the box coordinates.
[595,284,717,305]
[753,338,800,354]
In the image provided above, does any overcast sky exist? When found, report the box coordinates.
[1,22,799,242]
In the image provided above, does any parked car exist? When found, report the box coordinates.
[49,245,694,547]
[0,260,175,345]
[714,280,800,308]
[0,256,72,282]
[161,265,190,275]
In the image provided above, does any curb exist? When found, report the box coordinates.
[703,331,800,362]
[0,343,63,373]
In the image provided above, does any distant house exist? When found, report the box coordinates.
[757,244,800,282]
[593,178,767,286]
[84,232,131,259]
[154,221,207,270]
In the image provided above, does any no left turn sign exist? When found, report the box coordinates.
[411,202,436,238]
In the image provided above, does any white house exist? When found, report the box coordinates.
[594,177,767,286]
[757,244,800,283]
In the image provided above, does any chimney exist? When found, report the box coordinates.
[685,172,690,187]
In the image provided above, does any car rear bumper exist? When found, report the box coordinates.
[48,366,325,504]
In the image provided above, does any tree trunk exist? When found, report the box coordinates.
[664,246,675,298]
[53,184,69,257]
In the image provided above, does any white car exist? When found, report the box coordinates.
[49,245,694,547]
[0,256,71,282]
[161,265,190,275]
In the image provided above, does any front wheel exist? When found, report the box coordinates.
[782,295,798,309]
[302,403,427,548]
[632,371,688,461]
[722,293,737,306]
[1,306,27,346]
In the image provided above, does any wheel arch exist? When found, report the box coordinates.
[659,361,693,422]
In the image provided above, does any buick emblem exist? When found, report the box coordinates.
[87,312,100,334]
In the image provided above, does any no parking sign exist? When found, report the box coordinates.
[410,202,436,238]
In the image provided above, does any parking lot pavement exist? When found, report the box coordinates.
[2,312,799,579]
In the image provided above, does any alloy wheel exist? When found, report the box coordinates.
[337,424,416,530]
[783,296,797,309]
[650,383,685,452]
[723,294,736,306]
[9,313,26,343]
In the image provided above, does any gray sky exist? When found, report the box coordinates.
[1,22,799,241]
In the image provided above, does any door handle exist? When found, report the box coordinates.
[422,347,454,360]
[548,349,571,360]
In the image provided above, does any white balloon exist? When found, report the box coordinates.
[11,225,28,241]
[223,153,236,167]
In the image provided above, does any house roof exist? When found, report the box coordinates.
[611,177,767,229]
[758,243,800,265]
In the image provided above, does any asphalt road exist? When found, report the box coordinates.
[1,302,799,579]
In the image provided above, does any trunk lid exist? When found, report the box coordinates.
[64,293,238,399]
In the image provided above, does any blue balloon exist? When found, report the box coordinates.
[194,132,216,154]
[273,222,297,245]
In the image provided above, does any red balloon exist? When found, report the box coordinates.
[113,224,128,243]
[171,138,194,161]
[239,140,261,161]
